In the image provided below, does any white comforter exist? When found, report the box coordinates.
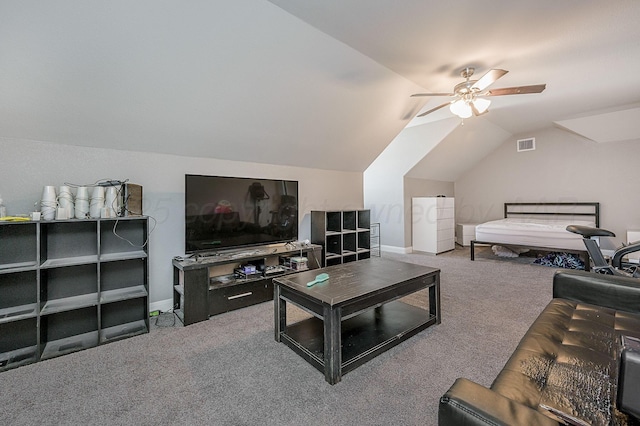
[475,218,594,251]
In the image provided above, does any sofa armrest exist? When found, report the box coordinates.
[553,270,640,314]
[438,378,558,426]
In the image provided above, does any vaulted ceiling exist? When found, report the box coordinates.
[2,1,639,175]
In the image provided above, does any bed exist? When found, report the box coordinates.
[470,202,600,270]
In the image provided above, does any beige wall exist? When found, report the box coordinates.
[0,137,363,308]
[454,126,640,250]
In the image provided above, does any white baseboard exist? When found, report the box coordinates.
[149,298,174,313]
[380,244,412,254]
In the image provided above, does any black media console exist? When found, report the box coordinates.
[172,243,322,326]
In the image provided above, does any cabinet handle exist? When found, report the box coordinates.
[228,292,252,300]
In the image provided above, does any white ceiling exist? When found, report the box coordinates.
[554,106,640,143]
[1,1,639,174]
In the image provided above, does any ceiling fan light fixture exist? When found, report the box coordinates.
[450,99,472,118]
[473,97,491,114]
[411,67,545,119]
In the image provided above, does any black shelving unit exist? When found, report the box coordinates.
[0,217,149,372]
[311,210,371,266]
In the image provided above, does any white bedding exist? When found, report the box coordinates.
[475,218,595,251]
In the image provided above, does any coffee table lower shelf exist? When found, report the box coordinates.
[279,300,436,377]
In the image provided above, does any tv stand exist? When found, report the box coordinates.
[172,242,322,326]
[193,251,221,261]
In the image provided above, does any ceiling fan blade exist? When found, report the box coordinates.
[486,84,546,96]
[471,69,508,91]
[470,103,487,117]
[411,92,454,97]
[416,102,451,117]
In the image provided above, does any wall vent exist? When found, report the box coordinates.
[517,137,535,152]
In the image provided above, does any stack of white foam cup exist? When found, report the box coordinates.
[75,187,90,219]
[104,186,119,218]
[89,186,105,219]
[57,185,74,220]
[41,186,57,221]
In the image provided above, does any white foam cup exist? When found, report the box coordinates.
[76,186,89,201]
[75,199,89,219]
[90,198,104,218]
[41,202,56,220]
[75,187,89,219]
[105,186,119,217]
[58,185,72,196]
[40,186,58,220]
[55,207,68,220]
[89,186,105,218]
[91,186,105,201]
[58,186,74,218]
[41,186,57,203]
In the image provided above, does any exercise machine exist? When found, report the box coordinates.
[566,225,640,278]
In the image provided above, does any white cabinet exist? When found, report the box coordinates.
[456,223,479,247]
[412,197,455,254]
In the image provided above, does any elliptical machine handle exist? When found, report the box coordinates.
[612,240,640,269]
[566,224,616,238]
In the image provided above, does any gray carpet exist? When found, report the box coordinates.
[0,246,559,425]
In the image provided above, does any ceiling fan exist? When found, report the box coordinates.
[411,67,546,119]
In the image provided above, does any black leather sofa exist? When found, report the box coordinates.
[439,270,640,425]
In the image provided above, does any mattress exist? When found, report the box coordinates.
[475,218,595,251]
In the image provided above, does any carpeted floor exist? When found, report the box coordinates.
[0,245,560,425]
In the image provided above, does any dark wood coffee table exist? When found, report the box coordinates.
[273,258,440,384]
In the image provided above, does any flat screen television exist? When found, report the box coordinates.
[185,174,299,253]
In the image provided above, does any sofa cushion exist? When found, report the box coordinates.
[491,299,640,425]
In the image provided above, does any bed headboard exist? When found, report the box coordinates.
[504,202,600,227]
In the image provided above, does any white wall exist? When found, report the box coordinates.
[364,118,458,251]
[364,173,405,252]
[454,127,640,250]
[0,137,363,309]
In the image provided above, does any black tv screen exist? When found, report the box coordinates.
[185,174,299,253]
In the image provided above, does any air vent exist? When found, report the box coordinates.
[517,137,535,152]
